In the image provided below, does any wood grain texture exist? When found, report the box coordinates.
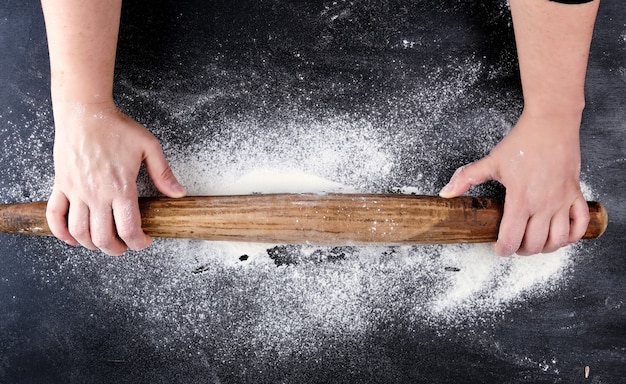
[0,194,608,245]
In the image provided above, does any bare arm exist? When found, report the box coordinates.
[513,0,597,117]
[440,0,599,256]
[41,0,120,107]
[41,0,186,255]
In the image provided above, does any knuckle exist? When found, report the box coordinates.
[104,177,134,196]
[46,204,64,218]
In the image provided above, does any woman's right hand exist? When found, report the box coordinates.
[46,101,186,255]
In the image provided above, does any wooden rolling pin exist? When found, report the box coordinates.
[0,194,608,245]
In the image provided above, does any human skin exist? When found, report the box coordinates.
[439,0,599,256]
[41,0,598,256]
[41,0,186,256]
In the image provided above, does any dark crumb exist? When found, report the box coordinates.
[386,186,417,195]
[239,254,249,261]
[445,266,461,272]
[266,246,355,266]
[311,246,351,263]
[192,265,211,274]
[328,247,350,262]
[267,245,301,266]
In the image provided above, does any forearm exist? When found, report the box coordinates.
[510,0,599,119]
[41,0,122,108]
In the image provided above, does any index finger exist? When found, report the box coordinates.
[112,197,152,251]
[495,196,529,256]
[46,189,78,246]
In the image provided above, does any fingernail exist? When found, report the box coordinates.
[495,243,515,257]
[439,182,454,198]
[172,183,187,197]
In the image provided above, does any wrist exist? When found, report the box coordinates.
[50,96,119,130]
[515,107,583,145]
[522,94,585,122]
[49,69,114,105]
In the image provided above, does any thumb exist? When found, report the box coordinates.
[144,144,187,198]
[439,157,495,198]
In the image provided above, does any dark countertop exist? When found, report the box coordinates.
[1,1,624,383]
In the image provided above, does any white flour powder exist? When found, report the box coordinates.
[1,105,594,364]
[0,50,598,367]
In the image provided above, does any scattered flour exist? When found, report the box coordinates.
[431,243,572,320]
[0,36,594,370]
[155,106,581,333]
[166,113,395,196]
[3,107,587,365]
[212,169,354,194]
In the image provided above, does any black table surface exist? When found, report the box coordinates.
[1,1,624,383]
